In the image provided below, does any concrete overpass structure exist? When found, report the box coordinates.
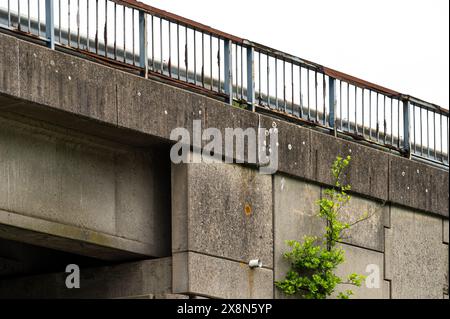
[0,0,448,299]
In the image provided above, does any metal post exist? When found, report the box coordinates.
[45,0,55,49]
[139,12,148,77]
[246,46,255,111]
[403,98,411,158]
[224,39,233,105]
[328,77,336,136]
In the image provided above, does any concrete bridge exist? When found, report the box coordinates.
[0,1,448,299]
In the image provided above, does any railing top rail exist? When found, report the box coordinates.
[406,95,450,115]
[245,40,323,70]
[323,67,401,97]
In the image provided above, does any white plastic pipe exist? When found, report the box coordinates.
[248,259,262,269]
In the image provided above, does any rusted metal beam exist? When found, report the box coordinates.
[323,67,400,97]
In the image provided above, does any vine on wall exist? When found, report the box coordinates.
[276,155,371,299]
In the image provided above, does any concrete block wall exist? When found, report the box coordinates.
[0,112,171,260]
[172,160,448,299]
[385,207,448,298]
[273,175,390,299]
[171,161,273,299]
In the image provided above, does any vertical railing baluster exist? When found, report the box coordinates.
[323,74,327,125]
[315,70,318,122]
[267,55,270,107]
[224,39,233,105]
[420,107,423,156]
[139,11,148,77]
[152,15,155,71]
[391,98,394,146]
[329,77,336,136]
[104,0,107,56]
[38,0,41,36]
[412,103,416,152]
[201,32,204,86]
[160,18,163,74]
[427,109,430,158]
[95,0,99,54]
[77,0,80,49]
[275,59,278,110]
[340,81,343,131]
[68,0,71,46]
[114,3,117,59]
[403,98,411,157]
[169,22,172,78]
[376,93,379,141]
[184,26,188,82]
[235,44,238,100]
[18,0,21,30]
[177,23,180,80]
[58,0,61,42]
[217,37,221,92]
[7,0,11,28]
[299,65,303,118]
[241,46,244,100]
[354,86,357,134]
[45,0,55,49]
[27,0,31,33]
[193,29,196,84]
[210,34,213,89]
[369,90,372,139]
[258,51,261,104]
[307,69,310,120]
[440,113,443,162]
[132,9,135,65]
[246,45,255,111]
[383,95,386,144]
[433,111,437,159]
[291,63,294,115]
[362,89,365,137]
[282,59,286,112]
[124,6,126,63]
[347,83,350,132]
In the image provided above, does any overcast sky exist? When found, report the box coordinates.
[143,0,449,109]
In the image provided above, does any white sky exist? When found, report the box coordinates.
[143,0,449,109]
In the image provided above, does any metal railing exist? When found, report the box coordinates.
[0,0,448,169]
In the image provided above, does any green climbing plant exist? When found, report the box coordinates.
[275,155,369,299]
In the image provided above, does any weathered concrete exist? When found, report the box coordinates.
[0,32,447,217]
[0,34,19,103]
[0,237,105,277]
[273,176,389,299]
[273,176,324,298]
[0,31,449,300]
[172,160,273,268]
[0,210,160,260]
[0,258,172,299]
[18,36,118,124]
[310,131,390,201]
[339,195,388,252]
[260,117,313,180]
[0,112,171,260]
[173,252,273,299]
[389,156,449,217]
[332,244,390,299]
[385,206,448,298]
